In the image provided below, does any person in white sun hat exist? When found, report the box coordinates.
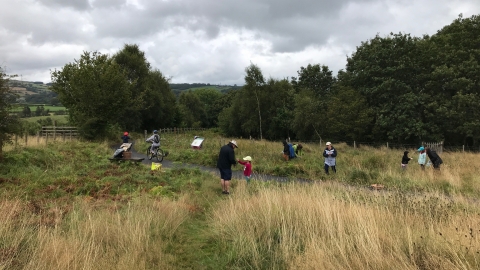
[238,156,252,184]
[216,140,238,194]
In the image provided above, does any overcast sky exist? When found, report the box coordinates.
[0,0,479,85]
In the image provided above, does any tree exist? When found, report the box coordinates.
[291,64,336,140]
[0,69,20,160]
[244,64,265,139]
[113,44,177,131]
[345,33,428,142]
[178,91,206,128]
[51,51,141,139]
[192,88,223,127]
[325,85,374,141]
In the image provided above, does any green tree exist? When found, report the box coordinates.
[325,84,374,141]
[178,91,206,128]
[345,33,428,142]
[291,64,336,140]
[424,14,480,145]
[51,51,140,139]
[192,88,223,127]
[113,44,177,131]
[244,64,265,139]
[0,69,20,160]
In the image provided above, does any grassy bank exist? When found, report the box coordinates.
[1,137,480,269]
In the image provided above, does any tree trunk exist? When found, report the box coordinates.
[254,89,262,140]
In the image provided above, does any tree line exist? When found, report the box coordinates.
[220,14,480,146]
[2,14,478,147]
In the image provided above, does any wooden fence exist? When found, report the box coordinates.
[41,126,79,141]
[422,141,444,154]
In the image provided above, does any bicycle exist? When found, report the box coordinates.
[147,146,165,162]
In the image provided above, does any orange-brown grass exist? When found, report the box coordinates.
[0,197,190,270]
[3,135,77,151]
[212,182,480,269]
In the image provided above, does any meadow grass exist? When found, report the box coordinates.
[211,181,480,269]
[21,114,69,123]
[135,130,480,195]
[10,105,67,112]
[2,134,480,269]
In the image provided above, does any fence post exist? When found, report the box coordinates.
[63,131,66,142]
[53,125,56,141]
[37,131,40,144]
[463,145,465,153]
[387,142,389,149]
[25,131,28,146]
[46,133,49,145]
[144,130,147,141]
[354,141,356,149]
[14,134,18,148]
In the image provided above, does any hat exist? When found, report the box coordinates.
[417,146,424,151]
[326,142,332,146]
[243,156,252,161]
[124,132,129,136]
[230,140,238,148]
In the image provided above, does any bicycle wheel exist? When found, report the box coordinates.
[156,148,164,162]
[147,147,154,160]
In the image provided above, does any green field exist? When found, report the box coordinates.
[22,114,69,123]
[10,105,66,112]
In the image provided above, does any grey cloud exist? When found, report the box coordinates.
[38,0,91,10]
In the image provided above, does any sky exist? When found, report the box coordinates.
[0,0,479,85]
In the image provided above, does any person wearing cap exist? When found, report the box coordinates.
[121,132,131,143]
[238,156,252,184]
[323,142,337,174]
[217,140,238,194]
[417,146,426,170]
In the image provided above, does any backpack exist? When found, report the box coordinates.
[153,134,160,143]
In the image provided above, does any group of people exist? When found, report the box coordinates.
[402,146,443,170]
[282,141,303,161]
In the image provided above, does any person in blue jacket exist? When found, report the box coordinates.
[323,142,337,174]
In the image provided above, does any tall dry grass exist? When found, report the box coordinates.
[212,182,480,269]
[0,197,190,270]
[3,135,77,151]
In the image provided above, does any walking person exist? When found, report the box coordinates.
[238,156,252,184]
[323,142,337,174]
[417,146,426,170]
[426,147,443,170]
[401,151,413,170]
[217,140,238,194]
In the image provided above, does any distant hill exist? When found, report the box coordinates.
[169,83,241,96]
[8,80,58,105]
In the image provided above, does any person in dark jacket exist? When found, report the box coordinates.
[217,140,238,194]
[401,151,413,170]
[426,148,443,169]
[121,132,130,143]
[323,142,337,174]
[282,140,290,161]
